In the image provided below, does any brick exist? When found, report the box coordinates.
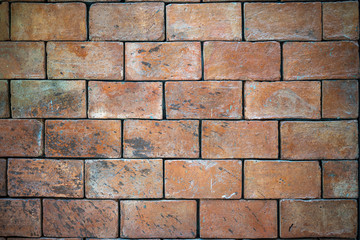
[86,159,163,198]
[47,42,123,80]
[166,81,242,119]
[283,41,359,80]
[244,160,321,199]
[167,3,242,41]
[8,158,83,198]
[200,200,277,238]
[45,120,121,158]
[204,42,280,80]
[165,160,242,199]
[0,199,41,237]
[9,239,81,240]
[244,3,321,41]
[90,3,164,41]
[43,199,118,238]
[202,121,278,159]
[0,2,9,40]
[245,81,321,119]
[0,42,45,79]
[125,42,201,80]
[0,80,9,118]
[0,159,5,196]
[11,3,86,41]
[280,199,357,238]
[0,119,43,157]
[88,81,162,119]
[124,120,199,158]
[11,80,86,118]
[322,80,359,118]
[121,200,197,238]
[281,121,358,159]
[127,0,199,2]
[323,161,358,198]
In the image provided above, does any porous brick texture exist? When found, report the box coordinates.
[0,0,359,239]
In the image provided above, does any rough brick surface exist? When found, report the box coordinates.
[0,159,5,196]
[0,80,9,118]
[0,2,9,40]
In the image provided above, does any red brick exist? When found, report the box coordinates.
[165,160,242,199]
[280,199,357,238]
[323,161,358,198]
[0,199,41,237]
[0,80,9,118]
[0,2,9,40]
[202,121,278,159]
[0,42,45,79]
[86,159,163,198]
[124,120,199,158]
[283,41,359,80]
[322,80,359,118]
[90,3,164,41]
[11,80,86,118]
[0,159,5,196]
[200,200,277,238]
[43,199,118,238]
[121,200,197,238]
[88,81,162,119]
[0,119,43,157]
[245,81,321,119]
[8,158,83,198]
[281,121,358,159]
[125,42,201,80]
[45,120,121,158]
[127,0,199,2]
[244,160,321,199]
[11,3,86,41]
[244,2,321,41]
[47,42,123,80]
[204,42,280,80]
[167,3,242,41]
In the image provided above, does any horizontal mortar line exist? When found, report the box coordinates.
[5,79,360,82]
[5,118,359,121]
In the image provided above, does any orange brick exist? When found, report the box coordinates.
[166,81,242,119]
[202,121,278,159]
[88,81,162,119]
[0,2,9,40]
[47,42,123,80]
[11,3,86,41]
[283,41,359,80]
[200,200,277,238]
[204,42,280,80]
[280,199,357,238]
[125,42,201,80]
[121,200,197,238]
[281,121,358,159]
[0,80,9,118]
[0,159,5,196]
[245,81,321,119]
[45,120,121,158]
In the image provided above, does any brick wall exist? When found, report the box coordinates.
[0,0,359,239]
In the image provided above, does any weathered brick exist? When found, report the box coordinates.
[0,80,9,118]
[127,0,199,2]
[88,81,162,119]
[124,120,199,158]
[322,80,359,118]
[8,158,83,198]
[90,3,164,41]
[245,81,321,119]
[43,199,118,238]
[86,159,163,198]
[204,42,280,80]
[45,120,121,158]
[0,199,41,237]
[47,42,123,80]
[281,121,358,159]
[11,3,86,41]
[11,80,86,118]
[167,3,241,41]
[0,2,9,40]
[0,159,5,196]
[0,119,43,157]
[165,160,242,199]
[280,199,357,238]
[283,41,359,80]
[9,239,81,240]
[121,200,197,238]
[323,161,358,198]
[0,42,45,79]
[244,160,321,199]
[125,42,201,80]
[202,121,278,159]
[200,200,277,238]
